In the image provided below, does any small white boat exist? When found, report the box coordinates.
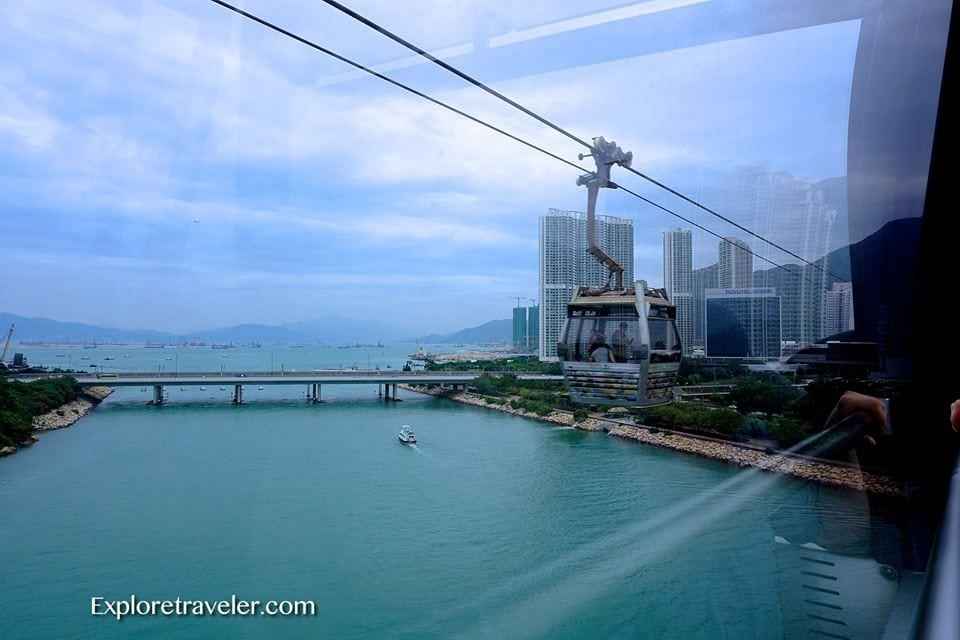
[258,385,264,390]
[398,425,417,444]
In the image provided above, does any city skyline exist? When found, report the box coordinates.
[662,227,854,358]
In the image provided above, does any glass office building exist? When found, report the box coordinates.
[705,287,782,359]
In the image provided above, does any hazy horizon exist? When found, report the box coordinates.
[0,309,515,341]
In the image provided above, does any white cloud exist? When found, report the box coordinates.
[0,0,858,327]
[1,0,705,232]
[8,188,527,249]
[6,246,530,290]
[0,80,61,150]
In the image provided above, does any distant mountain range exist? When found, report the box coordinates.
[0,312,512,346]
[416,319,512,344]
[752,243,853,282]
[0,313,397,345]
[0,313,176,344]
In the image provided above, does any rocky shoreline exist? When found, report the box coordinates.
[402,385,902,497]
[0,386,113,457]
[401,384,576,426]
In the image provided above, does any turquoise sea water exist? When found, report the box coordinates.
[1,346,896,639]
[18,343,419,376]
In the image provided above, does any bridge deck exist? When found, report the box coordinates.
[12,371,563,387]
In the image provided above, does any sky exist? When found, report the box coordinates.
[0,0,860,334]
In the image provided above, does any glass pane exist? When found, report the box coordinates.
[562,305,642,364]
[1,1,954,639]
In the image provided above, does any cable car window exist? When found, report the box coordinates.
[648,305,674,320]
[648,318,679,352]
[562,306,642,364]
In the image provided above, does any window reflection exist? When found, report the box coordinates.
[648,318,678,352]
[562,305,642,364]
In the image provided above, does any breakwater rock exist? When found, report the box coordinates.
[401,385,574,426]
[31,386,114,432]
[606,423,902,497]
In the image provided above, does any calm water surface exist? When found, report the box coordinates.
[0,347,889,639]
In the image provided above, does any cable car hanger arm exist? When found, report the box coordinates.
[578,137,633,290]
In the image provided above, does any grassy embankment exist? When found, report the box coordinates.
[440,357,892,451]
[426,356,562,375]
[0,376,80,448]
[644,374,901,447]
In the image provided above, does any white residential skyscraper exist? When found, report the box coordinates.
[539,209,634,360]
[822,281,855,336]
[663,229,692,298]
[663,229,693,354]
[718,237,753,288]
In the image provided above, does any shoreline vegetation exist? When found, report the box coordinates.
[401,381,903,497]
[426,355,562,374]
[0,377,112,457]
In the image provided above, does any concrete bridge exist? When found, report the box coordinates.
[11,370,563,405]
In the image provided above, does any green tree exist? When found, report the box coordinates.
[637,403,742,437]
[768,416,807,447]
[0,376,80,448]
[728,376,801,416]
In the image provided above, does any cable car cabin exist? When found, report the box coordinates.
[557,286,681,407]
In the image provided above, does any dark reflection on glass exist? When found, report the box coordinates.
[648,318,678,352]
[563,306,641,364]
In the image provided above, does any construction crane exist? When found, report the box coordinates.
[0,323,13,364]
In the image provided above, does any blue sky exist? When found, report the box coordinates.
[0,1,859,334]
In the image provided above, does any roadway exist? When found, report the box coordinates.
[9,370,564,387]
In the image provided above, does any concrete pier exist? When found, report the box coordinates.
[151,385,163,405]
[381,383,401,402]
[233,384,243,404]
[307,383,323,404]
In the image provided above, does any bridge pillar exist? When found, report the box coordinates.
[233,384,243,404]
[305,383,324,404]
[152,385,163,405]
[316,384,322,403]
[380,383,401,402]
[378,384,383,398]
